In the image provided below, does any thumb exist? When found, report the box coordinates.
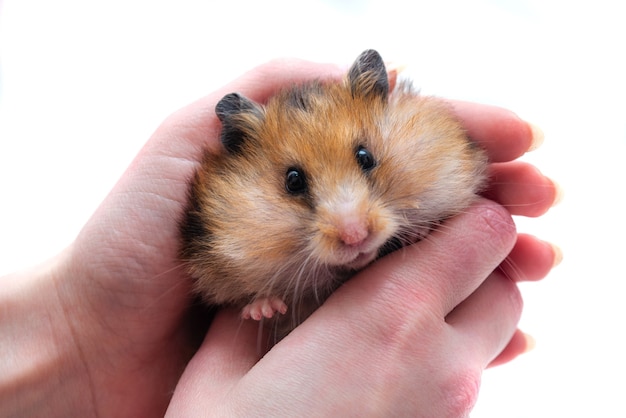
[166,308,263,416]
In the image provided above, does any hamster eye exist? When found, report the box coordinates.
[356,146,376,171]
[285,167,308,194]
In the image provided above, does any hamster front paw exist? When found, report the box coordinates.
[241,297,288,321]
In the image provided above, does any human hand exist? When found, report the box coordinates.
[0,58,559,417]
[163,66,560,417]
[167,197,556,417]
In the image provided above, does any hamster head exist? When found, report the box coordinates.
[181,49,488,307]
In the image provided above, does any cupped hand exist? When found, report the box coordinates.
[35,58,558,417]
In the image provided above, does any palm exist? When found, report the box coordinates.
[60,118,215,414]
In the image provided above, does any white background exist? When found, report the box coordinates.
[1,0,625,416]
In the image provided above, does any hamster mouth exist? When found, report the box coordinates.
[337,239,398,271]
[344,250,378,270]
[341,235,403,271]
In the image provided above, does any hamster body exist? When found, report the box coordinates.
[180,50,488,336]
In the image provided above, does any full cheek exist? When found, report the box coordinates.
[308,225,337,265]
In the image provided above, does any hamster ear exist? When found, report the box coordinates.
[347,49,389,101]
[215,92,264,153]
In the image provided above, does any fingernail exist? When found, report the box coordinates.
[384,62,407,93]
[385,61,408,75]
[550,178,565,207]
[527,122,545,151]
[522,332,536,353]
[548,242,564,267]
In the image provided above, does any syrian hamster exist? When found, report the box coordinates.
[179,49,488,336]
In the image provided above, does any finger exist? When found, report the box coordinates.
[488,329,535,367]
[358,198,517,318]
[446,271,523,368]
[170,308,263,405]
[484,161,561,217]
[500,233,563,282]
[448,100,541,162]
[155,59,344,155]
[120,60,346,231]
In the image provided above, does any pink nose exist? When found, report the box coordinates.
[339,221,369,247]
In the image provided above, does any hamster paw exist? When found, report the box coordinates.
[241,297,288,321]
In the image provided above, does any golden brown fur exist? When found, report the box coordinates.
[179,50,488,335]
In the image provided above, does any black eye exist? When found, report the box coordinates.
[356,146,376,171]
[285,167,307,194]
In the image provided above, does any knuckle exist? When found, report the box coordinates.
[440,368,483,418]
[475,199,516,252]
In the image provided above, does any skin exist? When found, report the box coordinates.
[0,58,559,418]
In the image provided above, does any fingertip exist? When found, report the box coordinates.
[485,161,558,217]
[448,101,532,162]
[549,177,565,207]
[501,234,561,282]
[522,331,536,353]
[385,61,406,93]
[488,329,534,367]
[526,122,545,152]
[549,241,564,268]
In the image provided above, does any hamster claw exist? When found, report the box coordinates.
[241,297,288,321]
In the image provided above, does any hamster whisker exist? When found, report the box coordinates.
[498,255,528,282]
[140,262,193,311]
[180,49,488,340]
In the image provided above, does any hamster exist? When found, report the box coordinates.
[179,49,488,337]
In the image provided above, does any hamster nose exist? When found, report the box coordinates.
[339,220,369,247]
